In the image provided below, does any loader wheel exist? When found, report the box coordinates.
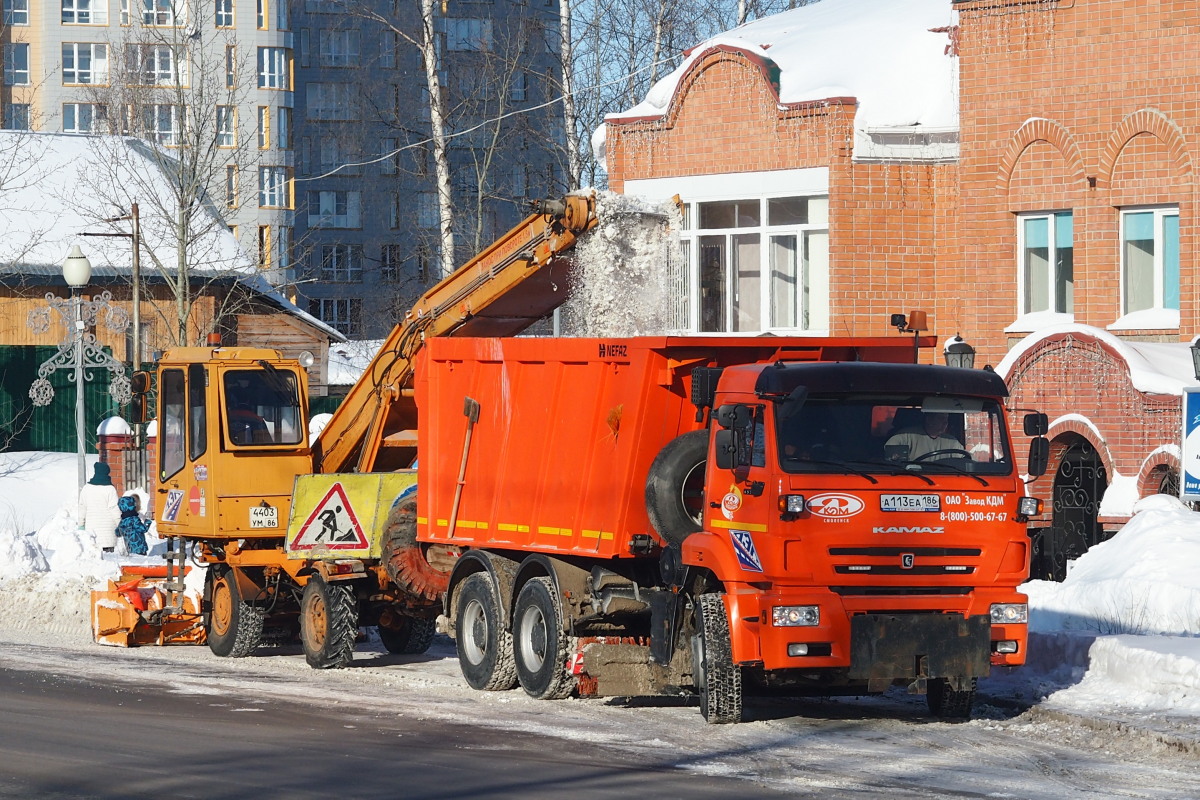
[382,499,454,603]
[455,573,517,691]
[512,577,576,700]
[927,677,977,720]
[692,593,743,724]
[378,617,437,655]
[206,569,264,659]
[300,576,359,669]
[645,430,708,546]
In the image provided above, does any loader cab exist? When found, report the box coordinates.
[145,347,313,540]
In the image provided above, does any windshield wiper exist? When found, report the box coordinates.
[785,458,879,484]
[849,460,936,486]
[891,458,990,486]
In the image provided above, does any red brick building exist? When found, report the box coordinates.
[602,0,1198,578]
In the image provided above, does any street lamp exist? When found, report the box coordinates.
[83,203,142,371]
[944,335,976,369]
[27,246,132,490]
[1190,338,1200,382]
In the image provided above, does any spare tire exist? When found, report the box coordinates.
[645,429,709,546]
[381,499,452,603]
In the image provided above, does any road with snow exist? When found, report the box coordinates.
[2,631,1197,799]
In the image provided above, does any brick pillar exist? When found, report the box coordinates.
[98,433,133,496]
[146,431,158,515]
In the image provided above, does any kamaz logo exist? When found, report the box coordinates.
[872,526,945,534]
[807,493,865,518]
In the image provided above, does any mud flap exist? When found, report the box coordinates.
[847,614,990,683]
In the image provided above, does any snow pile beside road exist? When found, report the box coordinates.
[1024,494,1200,637]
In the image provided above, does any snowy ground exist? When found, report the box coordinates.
[2,451,1199,793]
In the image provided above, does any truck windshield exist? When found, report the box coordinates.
[777,394,1012,476]
[224,369,304,446]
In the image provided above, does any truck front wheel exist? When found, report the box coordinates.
[206,568,264,658]
[927,677,977,719]
[513,577,576,700]
[692,593,743,723]
[455,573,517,691]
[300,576,359,669]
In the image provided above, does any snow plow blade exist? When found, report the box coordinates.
[91,567,205,647]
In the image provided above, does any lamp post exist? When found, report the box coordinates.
[28,246,132,490]
[83,203,142,371]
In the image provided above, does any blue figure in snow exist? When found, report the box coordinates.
[117,495,150,556]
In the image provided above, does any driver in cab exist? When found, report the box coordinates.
[885,411,964,462]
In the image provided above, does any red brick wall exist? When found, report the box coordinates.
[955,0,1198,366]
[606,47,956,346]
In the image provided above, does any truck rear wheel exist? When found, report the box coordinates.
[927,677,977,719]
[645,430,708,546]
[378,617,437,655]
[693,593,743,724]
[513,577,576,700]
[300,576,359,669]
[455,573,517,691]
[206,568,264,658]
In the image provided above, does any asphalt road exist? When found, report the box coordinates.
[0,665,793,800]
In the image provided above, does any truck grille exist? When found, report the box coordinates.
[832,586,973,596]
[833,565,976,575]
[829,547,981,557]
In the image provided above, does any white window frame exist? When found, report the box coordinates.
[307,190,361,228]
[3,0,29,25]
[381,243,401,280]
[259,166,291,208]
[3,43,30,86]
[62,42,108,85]
[63,102,106,133]
[257,46,290,89]
[319,29,359,67]
[130,44,184,86]
[215,0,234,27]
[3,103,31,130]
[380,31,398,68]
[313,298,361,336]
[443,18,492,51]
[142,103,180,145]
[1013,210,1074,328]
[318,244,363,282]
[141,0,177,26]
[1113,205,1180,329]
[62,0,107,24]
[216,105,235,147]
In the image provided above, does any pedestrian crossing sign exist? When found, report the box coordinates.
[289,482,368,550]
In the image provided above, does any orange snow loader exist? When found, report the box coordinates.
[112,187,1051,723]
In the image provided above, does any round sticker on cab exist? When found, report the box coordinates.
[721,484,743,520]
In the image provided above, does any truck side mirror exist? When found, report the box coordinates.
[1027,437,1049,477]
[714,429,738,470]
[716,403,750,430]
[130,370,151,395]
[1023,412,1048,436]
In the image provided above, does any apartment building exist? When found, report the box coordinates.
[2,0,565,338]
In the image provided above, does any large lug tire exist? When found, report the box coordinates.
[300,576,359,669]
[378,617,437,655]
[645,430,709,546]
[512,577,576,701]
[927,677,977,720]
[382,499,456,603]
[692,593,743,724]
[455,573,517,691]
[206,568,264,659]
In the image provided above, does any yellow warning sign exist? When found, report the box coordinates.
[289,482,367,550]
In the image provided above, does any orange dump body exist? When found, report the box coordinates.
[414,335,924,556]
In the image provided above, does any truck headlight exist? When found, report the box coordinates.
[778,494,805,514]
[772,605,819,626]
[990,603,1028,624]
[1017,497,1042,517]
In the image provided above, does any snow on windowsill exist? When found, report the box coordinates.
[1005,311,1074,334]
[1107,309,1180,332]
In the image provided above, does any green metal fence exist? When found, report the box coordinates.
[0,345,123,453]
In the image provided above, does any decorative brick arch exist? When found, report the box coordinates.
[1136,452,1181,498]
[1044,419,1115,487]
[1097,108,1193,187]
[605,44,855,129]
[996,117,1087,191]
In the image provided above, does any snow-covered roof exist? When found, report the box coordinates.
[0,131,344,342]
[327,339,385,385]
[599,0,958,163]
[995,324,1195,397]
